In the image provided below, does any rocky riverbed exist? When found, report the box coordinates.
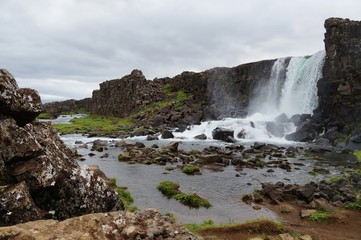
[53,113,360,224]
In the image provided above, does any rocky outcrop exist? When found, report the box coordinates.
[91,69,166,118]
[0,69,42,126]
[0,209,199,240]
[320,18,361,149]
[0,70,123,226]
[43,98,91,117]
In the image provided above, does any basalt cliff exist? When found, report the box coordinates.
[44,17,361,149]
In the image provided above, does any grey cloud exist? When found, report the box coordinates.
[1,0,361,101]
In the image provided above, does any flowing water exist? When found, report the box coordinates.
[56,51,333,224]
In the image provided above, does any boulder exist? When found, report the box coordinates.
[274,113,289,123]
[162,141,179,152]
[212,127,234,142]
[266,122,285,138]
[285,121,322,142]
[161,130,174,139]
[0,69,42,126]
[194,133,207,140]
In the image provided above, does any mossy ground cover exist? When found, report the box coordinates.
[157,181,211,209]
[53,114,133,134]
[109,178,137,212]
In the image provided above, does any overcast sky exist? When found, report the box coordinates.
[1,0,360,102]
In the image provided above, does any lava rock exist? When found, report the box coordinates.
[194,133,207,140]
[161,130,174,139]
[212,127,234,142]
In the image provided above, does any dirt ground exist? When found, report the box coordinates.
[266,201,361,240]
[195,201,361,240]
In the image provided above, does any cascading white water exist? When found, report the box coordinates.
[174,50,326,143]
[248,57,288,115]
[279,50,326,116]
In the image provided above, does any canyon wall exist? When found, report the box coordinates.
[315,18,361,127]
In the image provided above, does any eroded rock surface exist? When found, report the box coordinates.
[0,209,199,240]
[0,70,123,226]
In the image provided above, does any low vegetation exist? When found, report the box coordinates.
[174,193,211,208]
[354,150,361,161]
[53,114,133,135]
[157,181,211,209]
[109,178,137,212]
[182,165,200,175]
[307,210,334,222]
[156,181,180,198]
[37,112,56,119]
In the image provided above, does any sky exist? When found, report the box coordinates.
[1,0,360,102]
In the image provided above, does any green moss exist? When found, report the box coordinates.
[109,178,137,211]
[354,150,361,161]
[182,165,200,175]
[157,181,211,209]
[174,193,212,209]
[165,212,175,220]
[37,112,56,119]
[53,114,133,134]
[164,166,176,171]
[307,210,333,222]
[157,181,180,198]
[184,219,214,233]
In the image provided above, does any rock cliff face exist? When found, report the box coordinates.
[43,98,92,117]
[315,18,361,126]
[87,60,276,122]
[91,69,166,118]
[0,70,123,226]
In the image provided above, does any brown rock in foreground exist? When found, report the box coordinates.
[0,209,200,240]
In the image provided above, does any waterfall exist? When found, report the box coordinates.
[173,51,326,143]
[249,50,326,117]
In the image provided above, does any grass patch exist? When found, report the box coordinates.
[109,178,137,211]
[182,165,200,175]
[307,210,333,222]
[53,114,133,134]
[174,193,212,209]
[157,181,211,209]
[185,219,214,233]
[37,112,56,119]
[157,181,180,198]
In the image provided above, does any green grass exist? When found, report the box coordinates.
[354,150,361,161]
[109,178,137,211]
[182,165,200,175]
[37,112,56,119]
[157,181,180,198]
[156,181,211,209]
[184,219,214,233]
[53,114,133,134]
[174,193,212,209]
[307,210,333,222]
